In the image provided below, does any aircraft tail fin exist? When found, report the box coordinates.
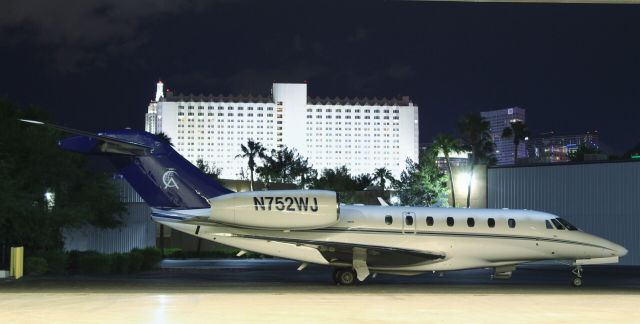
[21,119,232,209]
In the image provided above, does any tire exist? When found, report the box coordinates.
[336,269,356,286]
[332,268,341,284]
[572,277,583,287]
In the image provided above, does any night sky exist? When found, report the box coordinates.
[1,0,639,153]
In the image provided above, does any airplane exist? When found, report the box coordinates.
[21,119,628,287]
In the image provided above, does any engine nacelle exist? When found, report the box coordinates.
[209,190,339,230]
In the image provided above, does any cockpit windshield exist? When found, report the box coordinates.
[556,218,578,231]
[550,218,565,230]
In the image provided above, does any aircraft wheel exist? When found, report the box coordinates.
[332,268,341,284]
[571,276,583,287]
[336,268,356,286]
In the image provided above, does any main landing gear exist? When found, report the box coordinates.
[571,265,583,287]
[333,268,357,285]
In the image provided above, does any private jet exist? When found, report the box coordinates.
[22,120,628,286]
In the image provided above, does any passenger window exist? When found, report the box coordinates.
[467,217,475,227]
[551,218,565,230]
[488,218,495,228]
[385,215,393,225]
[405,216,414,226]
[446,217,454,227]
[426,216,434,226]
[545,220,553,229]
[508,218,516,228]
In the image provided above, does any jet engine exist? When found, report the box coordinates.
[209,190,339,230]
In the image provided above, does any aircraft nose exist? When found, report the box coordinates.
[604,240,628,257]
[614,244,628,257]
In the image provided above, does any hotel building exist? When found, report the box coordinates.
[145,82,419,180]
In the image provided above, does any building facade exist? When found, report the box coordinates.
[481,107,527,166]
[63,177,155,253]
[526,131,600,163]
[145,82,419,179]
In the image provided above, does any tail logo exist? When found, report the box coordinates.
[162,170,179,190]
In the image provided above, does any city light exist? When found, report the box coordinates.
[458,172,472,188]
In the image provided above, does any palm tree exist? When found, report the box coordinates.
[236,140,266,191]
[373,167,393,190]
[156,132,173,146]
[502,121,529,164]
[433,134,461,207]
[457,113,496,208]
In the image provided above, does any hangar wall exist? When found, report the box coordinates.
[63,178,156,253]
[488,160,640,265]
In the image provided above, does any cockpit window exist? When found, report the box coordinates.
[545,220,553,229]
[550,218,565,230]
[556,218,578,231]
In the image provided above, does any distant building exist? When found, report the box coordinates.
[436,150,471,171]
[145,81,419,179]
[527,131,600,163]
[481,107,527,166]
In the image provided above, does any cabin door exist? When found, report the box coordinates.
[402,211,417,234]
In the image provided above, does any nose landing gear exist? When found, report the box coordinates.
[571,265,583,287]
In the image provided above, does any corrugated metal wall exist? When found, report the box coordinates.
[63,178,155,253]
[488,160,640,265]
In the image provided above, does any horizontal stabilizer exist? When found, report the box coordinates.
[19,119,151,155]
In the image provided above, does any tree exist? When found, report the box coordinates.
[257,146,317,188]
[501,121,529,164]
[156,132,173,146]
[311,166,373,203]
[457,112,496,208]
[373,167,393,190]
[236,140,266,191]
[0,101,125,253]
[432,134,461,207]
[392,147,449,207]
[196,158,222,181]
[569,145,601,162]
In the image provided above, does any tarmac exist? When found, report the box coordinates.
[1,259,639,323]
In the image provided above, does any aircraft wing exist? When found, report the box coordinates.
[234,233,446,268]
[177,217,446,267]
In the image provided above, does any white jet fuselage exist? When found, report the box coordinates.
[156,205,627,274]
